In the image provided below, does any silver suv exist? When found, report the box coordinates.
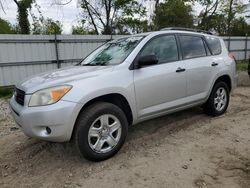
[10,28,238,161]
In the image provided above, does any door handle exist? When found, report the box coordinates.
[211,62,218,66]
[176,67,186,73]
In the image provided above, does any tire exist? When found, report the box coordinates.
[74,102,128,161]
[204,81,230,116]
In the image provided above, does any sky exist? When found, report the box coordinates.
[0,0,81,34]
[0,0,248,34]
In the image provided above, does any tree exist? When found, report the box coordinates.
[0,18,17,34]
[221,0,246,35]
[30,17,63,34]
[115,18,149,34]
[78,0,146,34]
[72,25,88,35]
[153,0,194,30]
[13,0,33,34]
[196,0,248,35]
[72,20,95,35]
[0,0,6,14]
[197,0,219,30]
[43,18,63,34]
[208,14,227,35]
[231,17,250,36]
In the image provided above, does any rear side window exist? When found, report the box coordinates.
[205,36,221,55]
[180,35,206,59]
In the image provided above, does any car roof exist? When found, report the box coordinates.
[131,30,220,39]
[114,29,220,42]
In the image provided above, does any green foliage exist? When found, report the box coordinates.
[43,19,62,34]
[15,0,33,34]
[207,14,228,35]
[31,17,63,35]
[2,0,250,36]
[221,0,245,35]
[0,18,17,34]
[231,17,250,36]
[153,0,194,30]
[0,87,13,99]
[236,60,248,72]
[30,2,43,34]
[72,25,88,35]
[72,20,95,35]
[197,0,248,36]
[197,0,219,30]
[116,18,149,34]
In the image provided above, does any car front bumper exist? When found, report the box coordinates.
[9,96,82,142]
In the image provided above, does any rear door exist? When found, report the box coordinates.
[179,34,223,101]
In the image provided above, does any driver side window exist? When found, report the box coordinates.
[140,35,179,65]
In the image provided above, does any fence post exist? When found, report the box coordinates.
[54,33,60,69]
[245,34,248,60]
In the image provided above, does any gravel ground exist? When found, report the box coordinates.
[238,72,250,86]
[0,87,250,188]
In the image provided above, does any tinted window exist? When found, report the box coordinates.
[206,36,221,55]
[140,35,178,64]
[180,35,206,59]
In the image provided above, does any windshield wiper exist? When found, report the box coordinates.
[81,61,109,66]
[81,63,97,66]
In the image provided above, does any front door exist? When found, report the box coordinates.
[133,35,187,119]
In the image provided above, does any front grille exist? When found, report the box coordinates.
[14,87,25,106]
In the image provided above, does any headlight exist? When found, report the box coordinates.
[29,85,72,107]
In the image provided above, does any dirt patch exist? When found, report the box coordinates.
[0,87,250,188]
[238,71,250,86]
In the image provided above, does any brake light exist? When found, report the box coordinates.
[229,52,236,62]
[228,52,236,61]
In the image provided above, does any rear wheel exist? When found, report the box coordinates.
[204,81,230,116]
[74,102,128,161]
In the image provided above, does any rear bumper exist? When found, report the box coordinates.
[232,74,238,90]
[9,96,82,142]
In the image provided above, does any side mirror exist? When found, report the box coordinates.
[137,55,158,68]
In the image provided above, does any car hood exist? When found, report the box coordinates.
[16,65,114,94]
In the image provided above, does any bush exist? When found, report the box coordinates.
[236,60,248,72]
[0,87,13,99]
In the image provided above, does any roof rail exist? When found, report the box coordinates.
[160,27,214,35]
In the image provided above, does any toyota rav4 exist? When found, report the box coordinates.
[10,28,238,161]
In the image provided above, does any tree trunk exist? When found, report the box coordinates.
[13,0,32,34]
[227,0,234,36]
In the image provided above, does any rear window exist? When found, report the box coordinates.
[180,35,206,59]
[205,36,221,55]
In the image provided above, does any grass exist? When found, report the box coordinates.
[0,87,13,99]
[236,60,249,72]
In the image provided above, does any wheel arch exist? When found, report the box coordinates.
[70,93,133,141]
[214,74,232,92]
[205,74,232,103]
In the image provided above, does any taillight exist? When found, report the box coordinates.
[229,52,236,62]
[229,52,237,73]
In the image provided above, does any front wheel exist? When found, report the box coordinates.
[204,81,230,116]
[74,102,128,161]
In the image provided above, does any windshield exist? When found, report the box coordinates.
[80,36,144,66]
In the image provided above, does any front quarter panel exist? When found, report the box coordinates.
[62,68,137,123]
